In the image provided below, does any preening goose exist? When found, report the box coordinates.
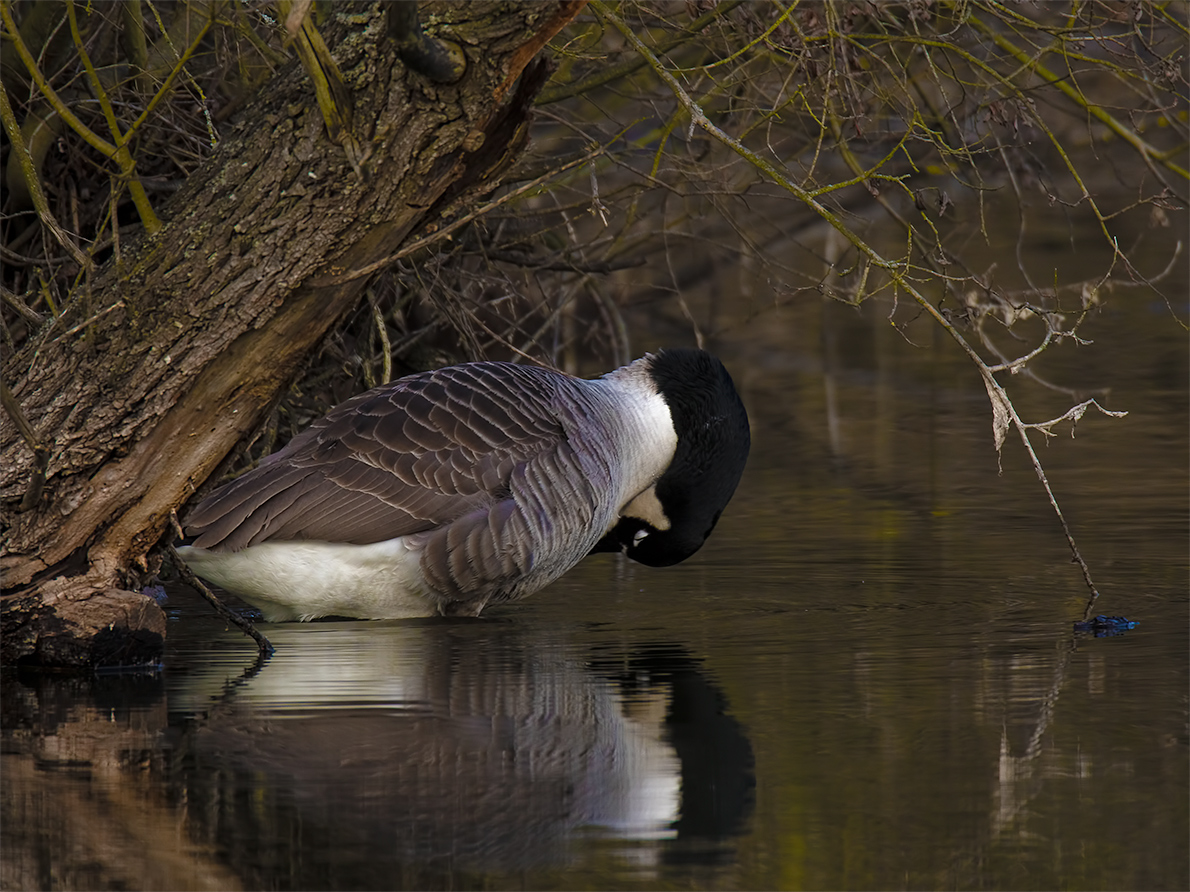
[176,349,750,622]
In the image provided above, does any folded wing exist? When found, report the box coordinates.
[185,364,569,552]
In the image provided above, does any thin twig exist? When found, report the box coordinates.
[367,287,393,384]
[967,13,1189,181]
[1,377,50,511]
[63,0,161,232]
[332,146,606,284]
[52,301,125,341]
[168,542,275,657]
[0,80,92,271]
[0,1,119,158]
[535,0,747,105]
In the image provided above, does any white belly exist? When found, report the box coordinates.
[175,537,435,622]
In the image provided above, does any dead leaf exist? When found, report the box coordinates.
[983,375,1010,460]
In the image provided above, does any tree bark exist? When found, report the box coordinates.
[1,1,586,667]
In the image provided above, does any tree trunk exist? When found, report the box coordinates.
[1,1,586,668]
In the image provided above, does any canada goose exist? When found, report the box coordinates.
[176,349,750,622]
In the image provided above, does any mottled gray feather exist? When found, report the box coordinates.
[185,364,616,597]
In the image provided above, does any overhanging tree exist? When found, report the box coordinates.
[1,0,584,666]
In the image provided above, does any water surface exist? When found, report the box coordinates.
[3,273,1186,890]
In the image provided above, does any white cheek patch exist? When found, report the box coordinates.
[621,486,671,531]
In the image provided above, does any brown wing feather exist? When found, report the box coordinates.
[185,364,569,552]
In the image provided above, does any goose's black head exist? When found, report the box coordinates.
[597,349,750,567]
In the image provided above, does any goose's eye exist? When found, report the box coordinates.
[633,528,649,546]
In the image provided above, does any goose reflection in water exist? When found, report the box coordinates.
[165,620,753,883]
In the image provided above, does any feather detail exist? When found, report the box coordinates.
[177,350,756,622]
[183,360,677,616]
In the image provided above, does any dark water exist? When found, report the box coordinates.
[4,271,1187,886]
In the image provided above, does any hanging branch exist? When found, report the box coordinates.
[595,0,1128,614]
[61,0,161,233]
[0,79,91,271]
